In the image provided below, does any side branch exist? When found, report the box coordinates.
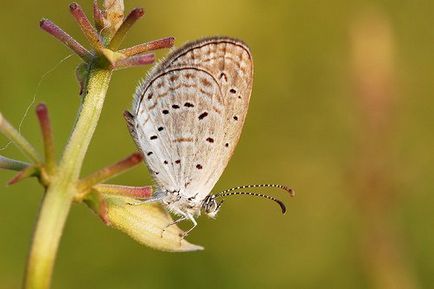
[40,19,92,62]
[69,2,104,50]
[0,113,42,164]
[119,37,175,57]
[79,152,143,191]
[109,8,145,50]
[93,184,152,199]
[36,104,56,174]
[0,155,30,171]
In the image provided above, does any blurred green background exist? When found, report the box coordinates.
[1,0,433,288]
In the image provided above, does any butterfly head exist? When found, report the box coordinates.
[202,195,223,219]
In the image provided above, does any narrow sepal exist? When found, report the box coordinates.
[0,155,30,171]
[93,184,152,198]
[40,18,92,62]
[108,8,144,50]
[8,166,39,185]
[69,2,104,50]
[114,53,155,70]
[79,152,143,191]
[0,113,42,164]
[119,37,175,57]
[36,103,56,173]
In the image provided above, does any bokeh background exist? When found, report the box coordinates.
[1,0,433,288]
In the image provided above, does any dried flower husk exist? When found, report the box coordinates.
[86,192,204,252]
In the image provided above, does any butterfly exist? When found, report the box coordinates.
[124,36,293,236]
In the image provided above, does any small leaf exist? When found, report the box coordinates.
[86,193,203,252]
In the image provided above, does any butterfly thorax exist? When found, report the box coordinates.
[159,190,203,217]
[158,190,221,219]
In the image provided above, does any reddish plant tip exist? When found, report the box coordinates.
[36,103,48,115]
[39,19,57,31]
[40,18,48,27]
[130,8,145,18]
[167,37,175,45]
[131,152,144,163]
[69,2,79,11]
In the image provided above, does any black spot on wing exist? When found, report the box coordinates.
[198,112,208,120]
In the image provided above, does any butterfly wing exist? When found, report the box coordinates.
[128,37,253,199]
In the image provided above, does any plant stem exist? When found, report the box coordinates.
[78,152,143,192]
[93,184,152,198]
[0,155,30,171]
[0,114,42,164]
[36,104,56,174]
[23,67,112,289]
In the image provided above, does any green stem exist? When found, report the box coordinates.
[23,67,112,289]
[0,114,42,164]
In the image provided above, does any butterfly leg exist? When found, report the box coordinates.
[181,213,197,237]
[127,195,164,206]
[161,215,187,238]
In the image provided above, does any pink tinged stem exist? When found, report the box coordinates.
[0,155,30,171]
[93,184,152,199]
[69,2,104,50]
[119,37,175,57]
[114,53,155,69]
[36,104,56,174]
[79,152,143,191]
[93,0,105,32]
[108,8,144,50]
[40,19,92,62]
[8,166,39,185]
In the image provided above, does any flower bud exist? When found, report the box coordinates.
[86,193,203,252]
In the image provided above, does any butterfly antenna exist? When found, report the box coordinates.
[218,184,294,196]
[214,191,287,214]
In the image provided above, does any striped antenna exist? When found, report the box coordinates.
[216,184,294,197]
[214,191,287,214]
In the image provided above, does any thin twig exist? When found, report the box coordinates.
[114,53,155,69]
[69,2,104,50]
[36,104,56,174]
[93,184,152,198]
[119,37,175,57]
[40,19,92,62]
[109,8,144,50]
[79,152,143,191]
[0,155,30,171]
[0,113,42,164]
[8,166,39,185]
